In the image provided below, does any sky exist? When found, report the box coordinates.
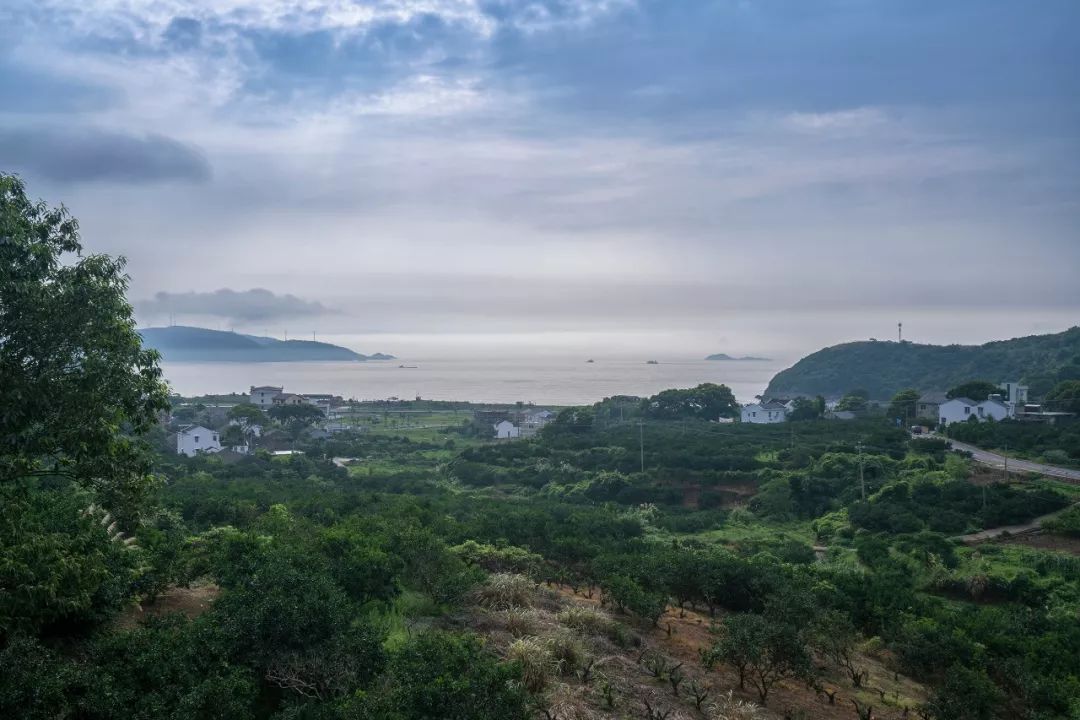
[2,0,1078,360]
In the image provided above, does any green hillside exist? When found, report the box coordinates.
[765,326,1080,400]
[140,326,393,362]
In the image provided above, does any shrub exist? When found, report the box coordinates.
[557,606,614,637]
[546,630,587,675]
[710,690,765,720]
[476,573,535,610]
[507,637,556,692]
[501,608,539,638]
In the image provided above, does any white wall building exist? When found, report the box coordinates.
[939,398,977,425]
[177,425,222,457]
[940,396,1015,426]
[741,402,788,424]
[977,397,1011,422]
[998,382,1029,407]
[494,420,520,439]
[249,385,283,408]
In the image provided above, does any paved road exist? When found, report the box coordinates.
[948,439,1080,483]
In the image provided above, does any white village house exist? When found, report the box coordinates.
[249,385,283,408]
[938,395,1013,426]
[176,425,222,457]
[741,401,789,424]
[494,420,520,439]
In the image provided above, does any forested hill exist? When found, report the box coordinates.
[765,326,1080,399]
[140,326,393,362]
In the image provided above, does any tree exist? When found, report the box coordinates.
[643,383,738,421]
[707,611,811,705]
[835,390,869,412]
[355,631,528,720]
[810,611,867,687]
[788,396,825,421]
[925,664,1002,720]
[227,403,266,426]
[1044,380,1080,413]
[0,174,169,517]
[888,389,920,423]
[946,381,999,402]
[268,403,324,427]
[219,425,246,449]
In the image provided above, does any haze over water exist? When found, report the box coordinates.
[161,357,783,406]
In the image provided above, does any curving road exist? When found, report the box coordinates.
[948,439,1080,484]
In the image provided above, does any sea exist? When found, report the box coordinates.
[160,356,786,406]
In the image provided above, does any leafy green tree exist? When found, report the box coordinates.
[269,403,325,427]
[810,611,866,687]
[836,391,869,412]
[228,403,267,425]
[0,173,169,517]
[926,664,1003,720]
[788,395,825,421]
[1044,380,1080,413]
[0,484,138,638]
[354,632,528,720]
[888,389,920,422]
[220,424,247,448]
[643,383,738,420]
[946,381,1000,401]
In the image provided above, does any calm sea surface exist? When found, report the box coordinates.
[161,357,785,406]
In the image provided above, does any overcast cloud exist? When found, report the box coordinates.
[1,0,1077,356]
[137,288,335,324]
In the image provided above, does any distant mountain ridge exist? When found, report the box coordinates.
[705,353,770,361]
[140,326,394,362]
[765,327,1080,400]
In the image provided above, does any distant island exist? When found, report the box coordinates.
[765,326,1080,399]
[705,353,771,361]
[140,326,395,362]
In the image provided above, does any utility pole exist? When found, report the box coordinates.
[1003,442,1009,483]
[857,441,866,500]
[639,421,645,474]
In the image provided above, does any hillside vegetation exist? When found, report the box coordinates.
[140,325,393,362]
[765,327,1080,399]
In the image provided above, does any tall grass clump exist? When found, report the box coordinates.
[477,573,534,610]
[508,637,557,692]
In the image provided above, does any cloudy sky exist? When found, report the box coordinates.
[2,0,1078,358]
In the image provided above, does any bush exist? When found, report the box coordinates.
[476,573,535,610]
[546,629,588,675]
[558,606,615,637]
[507,636,556,692]
[500,608,539,637]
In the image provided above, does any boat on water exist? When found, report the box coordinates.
[586,359,595,363]
[398,364,418,369]
[646,360,659,364]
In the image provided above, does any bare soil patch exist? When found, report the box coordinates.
[112,581,221,630]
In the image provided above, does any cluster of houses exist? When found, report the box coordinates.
[175,385,349,457]
[176,386,557,457]
[474,408,556,439]
[740,381,1073,427]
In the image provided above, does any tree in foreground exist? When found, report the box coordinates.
[1,174,169,637]
[0,173,169,515]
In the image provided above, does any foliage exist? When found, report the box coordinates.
[765,327,1080,399]
[642,383,739,421]
[0,483,137,639]
[1045,380,1080,413]
[0,173,169,518]
[887,389,921,422]
[946,381,1001,402]
[269,403,326,427]
[357,631,528,720]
